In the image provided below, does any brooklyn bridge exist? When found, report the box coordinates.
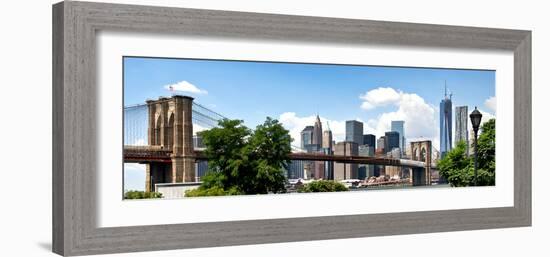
[123,95,435,192]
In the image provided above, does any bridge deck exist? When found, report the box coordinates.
[123,146,429,168]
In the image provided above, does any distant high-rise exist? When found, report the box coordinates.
[440,85,453,156]
[346,120,363,145]
[322,147,334,180]
[322,123,334,179]
[385,148,402,178]
[334,141,358,180]
[455,106,469,152]
[363,134,376,148]
[322,122,333,150]
[375,136,386,177]
[377,136,386,154]
[193,135,205,149]
[391,120,405,152]
[300,126,314,149]
[287,160,305,179]
[312,115,323,146]
[384,131,400,154]
[358,145,375,179]
[193,135,208,180]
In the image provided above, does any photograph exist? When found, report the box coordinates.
[122,56,496,199]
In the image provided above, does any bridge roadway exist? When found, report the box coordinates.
[123,146,432,169]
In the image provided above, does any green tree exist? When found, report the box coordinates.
[437,118,495,187]
[186,117,291,197]
[241,117,291,194]
[297,180,349,193]
[124,190,163,199]
[437,141,472,187]
[199,118,251,191]
[477,118,496,173]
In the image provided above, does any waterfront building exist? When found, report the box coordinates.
[193,135,204,149]
[346,120,364,145]
[193,135,208,181]
[334,141,358,180]
[385,148,402,178]
[195,161,208,181]
[287,160,305,179]
[358,145,375,179]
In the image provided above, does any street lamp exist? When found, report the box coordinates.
[470,107,482,186]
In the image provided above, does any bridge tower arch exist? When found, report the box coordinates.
[165,113,174,149]
[410,140,432,186]
[145,95,195,192]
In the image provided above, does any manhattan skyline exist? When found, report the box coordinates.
[124,57,496,191]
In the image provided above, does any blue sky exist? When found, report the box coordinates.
[124,57,494,125]
[123,56,495,191]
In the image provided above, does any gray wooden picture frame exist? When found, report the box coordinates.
[52,1,531,256]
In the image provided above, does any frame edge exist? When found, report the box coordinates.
[52,1,65,256]
[514,31,532,227]
[53,1,533,256]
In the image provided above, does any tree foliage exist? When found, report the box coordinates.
[185,117,292,197]
[437,118,495,187]
[184,186,241,197]
[124,190,163,199]
[297,180,349,193]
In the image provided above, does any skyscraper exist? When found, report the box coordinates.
[375,136,386,177]
[385,148,402,178]
[377,136,386,154]
[440,85,453,156]
[346,120,363,145]
[300,126,314,149]
[334,141,358,180]
[384,131,400,154]
[286,160,305,179]
[455,106,469,153]
[193,135,208,180]
[363,134,376,148]
[322,147,334,180]
[322,122,333,150]
[391,120,405,152]
[312,115,323,146]
[358,145,375,179]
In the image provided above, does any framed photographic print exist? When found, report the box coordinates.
[52,1,531,256]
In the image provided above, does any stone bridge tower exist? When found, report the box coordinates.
[410,140,432,186]
[145,95,195,191]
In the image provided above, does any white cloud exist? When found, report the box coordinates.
[484,96,496,113]
[359,87,402,110]
[164,80,208,95]
[278,112,376,148]
[360,87,439,147]
[480,109,496,124]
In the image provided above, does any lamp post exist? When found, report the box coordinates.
[469,107,482,186]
